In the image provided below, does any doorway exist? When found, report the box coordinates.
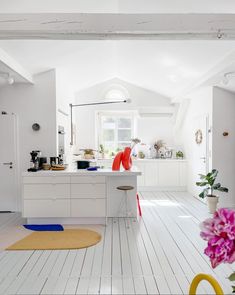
[193,114,209,199]
[0,113,18,212]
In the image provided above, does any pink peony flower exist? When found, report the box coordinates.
[200,208,235,268]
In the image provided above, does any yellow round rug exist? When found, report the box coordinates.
[6,229,101,250]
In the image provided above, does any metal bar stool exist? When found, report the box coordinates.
[117,185,134,228]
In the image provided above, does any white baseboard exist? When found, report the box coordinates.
[138,186,187,191]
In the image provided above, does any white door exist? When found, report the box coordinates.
[0,114,18,211]
[193,115,209,198]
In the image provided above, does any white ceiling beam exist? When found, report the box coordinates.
[0,14,235,40]
[0,0,234,14]
[0,47,34,83]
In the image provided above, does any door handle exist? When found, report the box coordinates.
[200,157,206,163]
[3,162,13,165]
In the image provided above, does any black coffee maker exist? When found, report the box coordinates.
[28,150,41,172]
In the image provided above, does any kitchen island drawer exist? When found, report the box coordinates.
[23,176,70,184]
[23,199,70,217]
[71,183,106,198]
[71,176,105,184]
[71,199,106,217]
[23,184,70,199]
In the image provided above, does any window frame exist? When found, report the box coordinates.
[97,111,136,154]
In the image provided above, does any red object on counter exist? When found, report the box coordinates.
[122,147,132,170]
[112,151,123,171]
[112,147,133,171]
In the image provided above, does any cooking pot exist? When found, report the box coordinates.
[77,160,90,169]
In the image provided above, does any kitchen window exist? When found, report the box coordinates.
[97,112,135,156]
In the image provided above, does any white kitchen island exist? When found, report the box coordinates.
[22,168,141,224]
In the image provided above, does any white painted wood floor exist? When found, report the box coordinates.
[0,191,234,295]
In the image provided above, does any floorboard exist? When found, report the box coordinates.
[0,192,234,294]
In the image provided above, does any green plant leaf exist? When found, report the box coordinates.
[232,285,235,293]
[205,172,212,180]
[211,169,218,176]
[211,169,218,185]
[212,183,221,190]
[204,189,209,197]
[217,187,229,193]
[198,174,206,180]
[229,273,235,282]
[196,182,208,187]
[199,188,208,199]
[199,191,205,198]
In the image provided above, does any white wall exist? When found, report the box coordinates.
[137,117,174,146]
[180,86,213,197]
[55,68,75,164]
[74,78,177,152]
[0,70,57,209]
[212,87,235,207]
[180,86,235,208]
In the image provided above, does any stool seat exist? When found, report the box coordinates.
[117,185,134,191]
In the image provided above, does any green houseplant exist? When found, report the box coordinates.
[176,150,184,159]
[196,169,228,213]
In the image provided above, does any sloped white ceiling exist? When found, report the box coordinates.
[1,40,235,98]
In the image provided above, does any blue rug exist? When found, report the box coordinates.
[23,224,64,231]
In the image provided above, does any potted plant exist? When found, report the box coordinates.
[83,149,95,159]
[196,169,228,214]
[176,150,184,159]
[99,144,105,159]
[154,140,166,158]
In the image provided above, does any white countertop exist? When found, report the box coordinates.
[97,158,187,162]
[23,167,141,177]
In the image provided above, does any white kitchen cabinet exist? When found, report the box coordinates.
[22,176,71,218]
[23,176,107,219]
[71,176,105,184]
[179,162,187,187]
[23,183,70,199]
[145,163,158,186]
[133,159,187,189]
[71,199,106,217]
[158,162,179,186]
[97,159,187,189]
[23,176,70,184]
[24,199,70,217]
[71,183,106,198]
